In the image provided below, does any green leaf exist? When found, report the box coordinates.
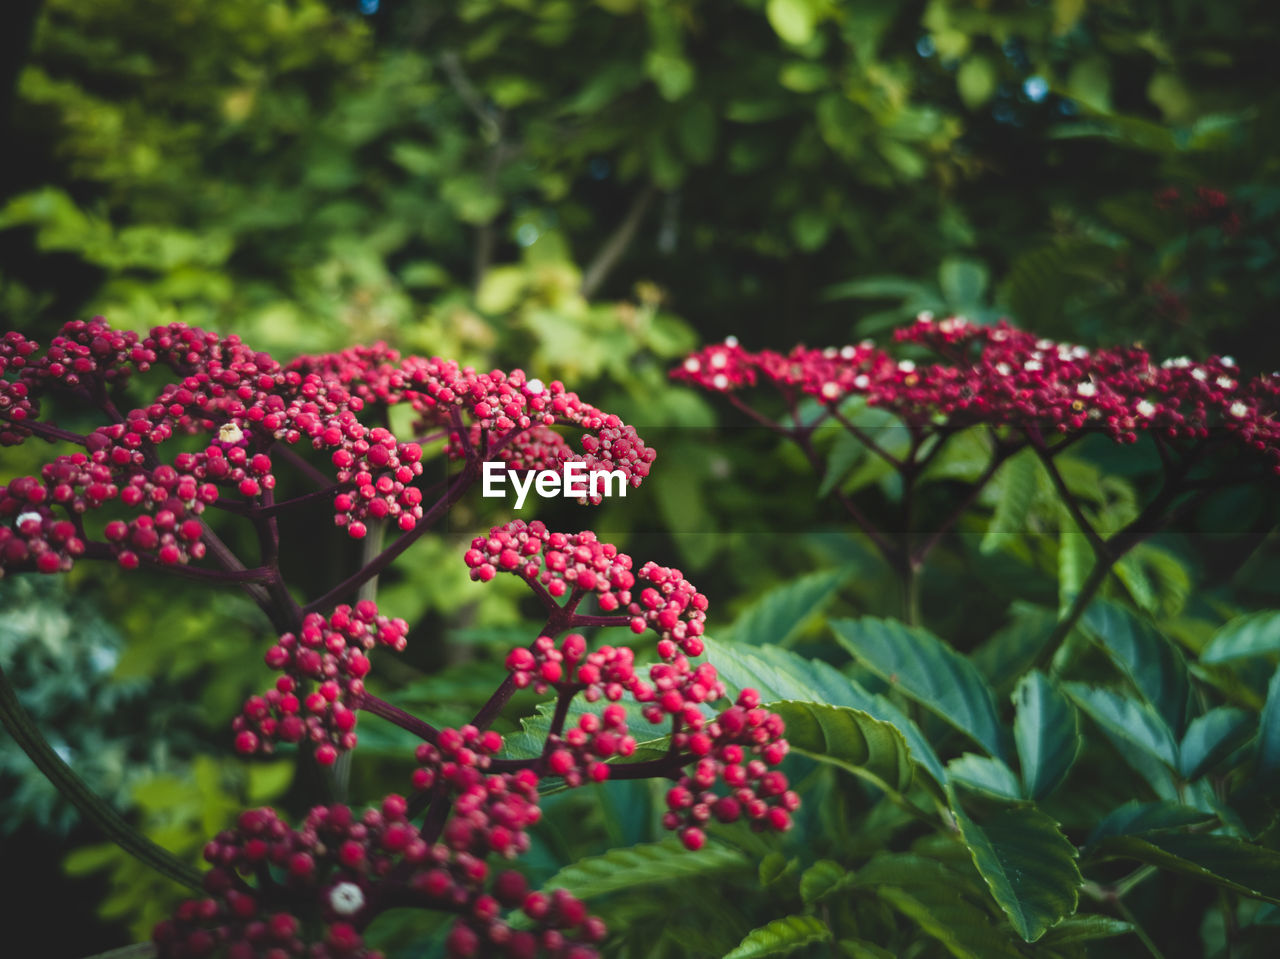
[1081,602,1191,735]
[1201,611,1280,663]
[765,0,819,46]
[1259,665,1280,782]
[1014,671,1080,800]
[1086,801,1216,848]
[957,56,998,110]
[543,839,749,900]
[938,256,989,309]
[771,701,915,793]
[246,760,294,803]
[1062,683,1178,768]
[838,940,896,959]
[701,636,948,787]
[799,859,853,905]
[1058,515,1091,616]
[723,914,831,958]
[949,754,1022,800]
[981,449,1038,555]
[1037,915,1133,945]
[851,855,1025,959]
[1094,833,1280,904]
[820,430,865,497]
[820,275,933,302]
[955,804,1082,942]
[720,568,851,647]
[832,618,1006,760]
[1178,707,1254,780]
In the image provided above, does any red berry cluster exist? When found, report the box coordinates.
[543,704,637,787]
[674,320,1280,472]
[506,634,645,704]
[1156,185,1241,237]
[25,317,151,392]
[155,795,604,959]
[0,330,41,444]
[234,602,409,765]
[291,348,657,501]
[627,562,709,658]
[407,727,608,957]
[412,726,542,858]
[662,689,797,851]
[465,521,636,603]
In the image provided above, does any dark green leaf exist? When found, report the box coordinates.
[832,618,1006,760]
[720,568,852,647]
[771,701,915,794]
[543,839,749,900]
[955,804,1082,942]
[1037,915,1133,945]
[980,449,1038,555]
[722,915,831,958]
[1086,801,1216,849]
[1062,683,1177,768]
[1259,665,1280,782]
[838,939,896,959]
[820,430,865,497]
[702,636,948,787]
[1201,611,1280,663]
[1081,601,1191,736]
[800,859,853,905]
[948,754,1022,800]
[1178,707,1254,780]
[1094,833,1280,903]
[850,856,1026,959]
[1014,671,1081,799]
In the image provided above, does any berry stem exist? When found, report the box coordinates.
[358,692,439,743]
[15,419,89,446]
[0,663,202,891]
[302,461,479,615]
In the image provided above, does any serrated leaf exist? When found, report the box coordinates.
[800,859,852,905]
[1202,611,1280,663]
[702,636,948,788]
[1037,915,1133,945]
[1062,683,1177,768]
[949,754,1022,800]
[1086,801,1216,849]
[543,839,749,900]
[955,804,1082,942]
[1014,672,1080,799]
[981,449,1038,554]
[1259,665,1280,782]
[1178,707,1253,780]
[723,915,830,958]
[1094,833,1280,903]
[972,604,1056,693]
[1081,602,1191,735]
[721,568,851,647]
[773,701,915,793]
[832,618,1006,760]
[851,859,1026,959]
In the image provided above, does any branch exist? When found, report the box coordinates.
[302,462,479,615]
[0,664,202,891]
[359,692,439,743]
[580,185,659,300]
